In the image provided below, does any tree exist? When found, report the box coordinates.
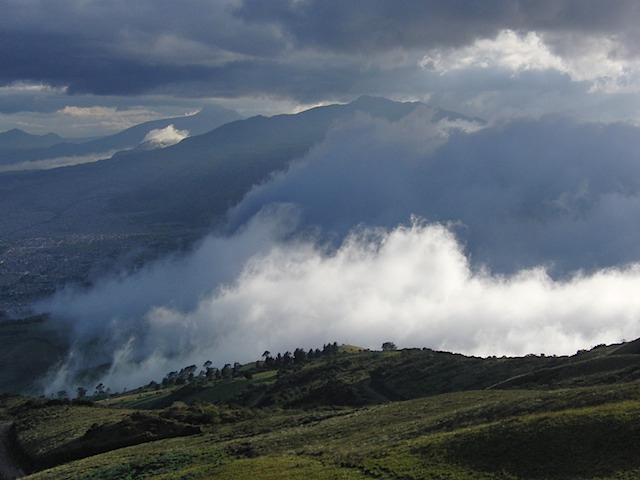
[382,342,397,351]
[282,351,292,365]
[294,347,306,363]
[76,387,87,399]
[179,365,198,382]
[323,343,339,355]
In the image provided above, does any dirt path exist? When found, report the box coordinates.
[0,423,24,480]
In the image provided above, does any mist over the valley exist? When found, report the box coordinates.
[35,108,640,394]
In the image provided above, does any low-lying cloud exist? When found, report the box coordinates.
[38,111,640,394]
[141,124,189,148]
[41,209,640,394]
[0,150,120,172]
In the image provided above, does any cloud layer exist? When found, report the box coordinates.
[39,112,640,393]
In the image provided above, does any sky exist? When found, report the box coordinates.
[1,0,640,136]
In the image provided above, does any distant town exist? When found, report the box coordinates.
[0,230,199,318]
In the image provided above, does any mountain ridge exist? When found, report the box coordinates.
[0,104,242,168]
[0,129,63,152]
[0,96,464,238]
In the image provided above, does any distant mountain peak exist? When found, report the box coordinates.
[197,104,243,118]
[351,95,416,107]
[0,128,63,152]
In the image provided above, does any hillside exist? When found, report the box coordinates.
[2,340,640,479]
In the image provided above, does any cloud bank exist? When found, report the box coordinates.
[39,112,640,393]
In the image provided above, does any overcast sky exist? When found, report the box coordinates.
[1,0,639,136]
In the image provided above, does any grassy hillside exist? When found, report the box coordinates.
[4,340,640,479]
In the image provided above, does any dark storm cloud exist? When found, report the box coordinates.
[0,0,283,98]
[0,32,212,96]
[235,0,640,55]
[235,0,516,52]
[1,0,638,103]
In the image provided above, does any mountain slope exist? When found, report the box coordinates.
[0,105,241,168]
[0,96,450,240]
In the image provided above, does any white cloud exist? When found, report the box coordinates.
[57,105,161,133]
[421,30,565,74]
[420,29,640,94]
[60,106,121,117]
[141,124,189,148]
[0,150,119,172]
[0,82,68,94]
[551,34,640,93]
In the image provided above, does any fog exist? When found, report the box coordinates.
[38,111,640,393]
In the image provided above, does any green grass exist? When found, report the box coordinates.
[19,388,640,479]
[211,455,362,479]
[435,401,640,478]
[14,402,132,460]
[24,437,227,480]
